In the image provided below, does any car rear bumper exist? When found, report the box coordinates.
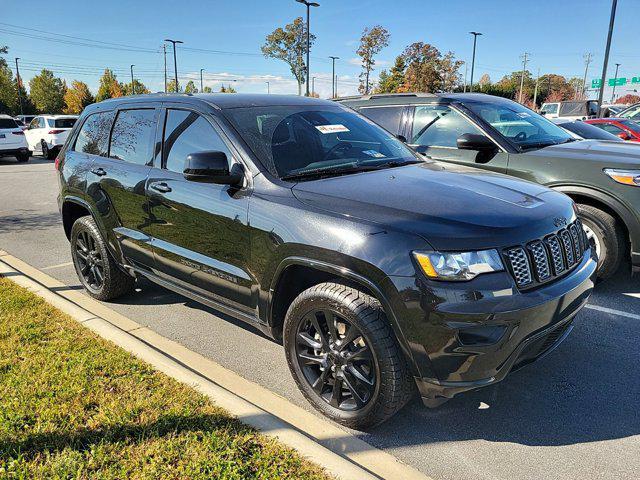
[384,251,597,406]
[0,146,29,156]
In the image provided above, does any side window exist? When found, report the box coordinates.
[73,111,115,156]
[39,118,47,128]
[597,123,624,135]
[29,118,39,129]
[359,106,403,134]
[109,109,156,165]
[163,109,231,174]
[411,105,484,147]
[543,104,558,114]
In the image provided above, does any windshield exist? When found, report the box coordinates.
[619,104,640,120]
[224,105,420,179]
[619,120,640,133]
[53,118,77,128]
[561,121,621,141]
[0,118,19,129]
[465,100,573,150]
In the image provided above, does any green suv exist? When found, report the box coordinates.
[339,93,640,279]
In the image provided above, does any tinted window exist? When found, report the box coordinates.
[0,118,18,129]
[559,102,586,117]
[411,105,484,147]
[542,103,558,114]
[560,121,621,141]
[359,106,403,134]
[54,118,77,128]
[620,104,640,120]
[74,112,115,156]
[163,109,231,173]
[619,120,640,133]
[109,109,156,165]
[597,123,624,135]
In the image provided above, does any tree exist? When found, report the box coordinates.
[478,73,491,88]
[184,80,198,94]
[439,51,464,92]
[166,78,181,93]
[615,94,640,105]
[398,42,442,93]
[64,80,94,114]
[262,17,315,96]
[202,86,212,93]
[375,56,405,93]
[567,77,585,100]
[122,79,150,96]
[95,69,123,102]
[29,69,66,113]
[356,25,390,94]
[219,85,237,93]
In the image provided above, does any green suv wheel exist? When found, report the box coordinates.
[578,204,625,280]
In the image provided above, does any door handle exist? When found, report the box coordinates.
[91,167,107,177]
[150,182,172,193]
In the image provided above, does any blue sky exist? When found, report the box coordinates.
[2,0,639,99]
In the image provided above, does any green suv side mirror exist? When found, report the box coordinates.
[183,151,244,186]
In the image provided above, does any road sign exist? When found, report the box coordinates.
[608,77,627,87]
[632,77,640,84]
[592,79,602,88]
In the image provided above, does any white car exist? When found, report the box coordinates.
[24,115,78,159]
[0,114,30,162]
[540,100,599,121]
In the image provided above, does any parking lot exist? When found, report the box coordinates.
[1,156,638,480]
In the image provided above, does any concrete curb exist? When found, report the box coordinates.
[0,251,432,480]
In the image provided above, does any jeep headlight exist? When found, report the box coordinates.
[413,249,504,281]
[604,169,640,186]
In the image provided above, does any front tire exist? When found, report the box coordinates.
[283,283,413,429]
[41,141,56,160]
[70,216,135,301]
[578,204,625,280]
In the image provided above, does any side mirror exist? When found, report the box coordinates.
[183,151,243,185]
[396,134,407,143]
[618,132,631,140]
[457,133,497,153]
[540,111,547,116]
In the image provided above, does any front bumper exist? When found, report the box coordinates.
[384,251,597,406]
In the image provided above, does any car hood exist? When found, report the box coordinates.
[529,139,640,166]
[291,162,575,251]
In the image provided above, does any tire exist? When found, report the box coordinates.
[41,141,56,160]
[578,204,625,280]
[283,282,413,429]
[70,216,135,301]
[15,151,29,162]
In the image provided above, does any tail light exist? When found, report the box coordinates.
[54,156,61,170]
[48,129,65,134]
[12,131,24,135]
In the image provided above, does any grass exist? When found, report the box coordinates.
[0,278,330,480]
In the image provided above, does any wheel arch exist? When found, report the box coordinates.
[61,196,94,240]
[268,256,421,377]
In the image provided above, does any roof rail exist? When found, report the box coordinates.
[335,92,438,101]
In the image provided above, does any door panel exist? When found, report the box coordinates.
[144,108,252,313]
[87,107,157,268]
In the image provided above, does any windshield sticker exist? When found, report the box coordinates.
[315,124,350,134]
[516,112,531,118]
[363,150,386,158]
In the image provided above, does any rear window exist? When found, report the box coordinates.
[54,118,77,128]
[0,118,18,129]
[559,102,586,116]
[358,106,403,134]
[74,111,115,157]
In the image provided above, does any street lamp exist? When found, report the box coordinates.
[611,63,621,102]
[200,68,204,93]
[130,65,135,95]
[164,39,183,92]
[295,0,319,97]
[329,56,339,98]
[597,0,617,114]
[469,32,482,92]
[266,81,270,94]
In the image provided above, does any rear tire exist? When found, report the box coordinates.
[578,204,625,280]
[15,151,29,162]
[283,282,413,429]
[41,141,56,160]
[70,216,135,301]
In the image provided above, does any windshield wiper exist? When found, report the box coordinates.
[518,139,572,151]
[281,164,378,181]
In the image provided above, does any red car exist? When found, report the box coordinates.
[584,118,640,142]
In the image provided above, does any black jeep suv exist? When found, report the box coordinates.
[57,94,596,429]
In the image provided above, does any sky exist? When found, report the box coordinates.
[2,0,639,100]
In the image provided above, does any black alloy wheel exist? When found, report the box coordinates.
[73,229,105,293]
[41,141,49,159]
[295,309,376,410]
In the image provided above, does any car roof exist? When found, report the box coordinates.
[91,93,338,111]
[335,92,517,108]
[39,114,78,119]
[0,114,15,119]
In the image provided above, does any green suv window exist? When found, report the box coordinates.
[411,105,483,147]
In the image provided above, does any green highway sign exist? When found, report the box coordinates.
[592,79,602,88]
[633,77,640,84]
[591,76,639,88]
[608,77,627,87]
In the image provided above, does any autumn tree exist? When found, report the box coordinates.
[219,85,237,93]
[64,80,94,114]
[262,17,315,96]
[95,69,123,102]
[376,56,405,93]
[184,80,198,94]
[478,73,491,89]
[122,79,150,96]
[615,94,640,105]
[202,86,212,93]
[166,78,181,93]
[399,42,443,93]
[29,69,66,113]
[356,25,390,94]
[0,46,17,114]
[439,51,464,92]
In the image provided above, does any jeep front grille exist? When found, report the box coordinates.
[504,220,588,289]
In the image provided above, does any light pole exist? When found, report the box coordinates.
[597,0,617,114]
[163,44,167,93]
[611,63,621,102]
[164,39,183,92]
[295,0,319,97]
[266,81,270,94]
[312,76,316,96]
[469,32,482,92]
[200,68,204,93]
[130,65,135,95]
[329,56,339,98]
[14,58,23,116]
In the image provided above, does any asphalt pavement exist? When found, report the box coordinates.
[1,156,638,480]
